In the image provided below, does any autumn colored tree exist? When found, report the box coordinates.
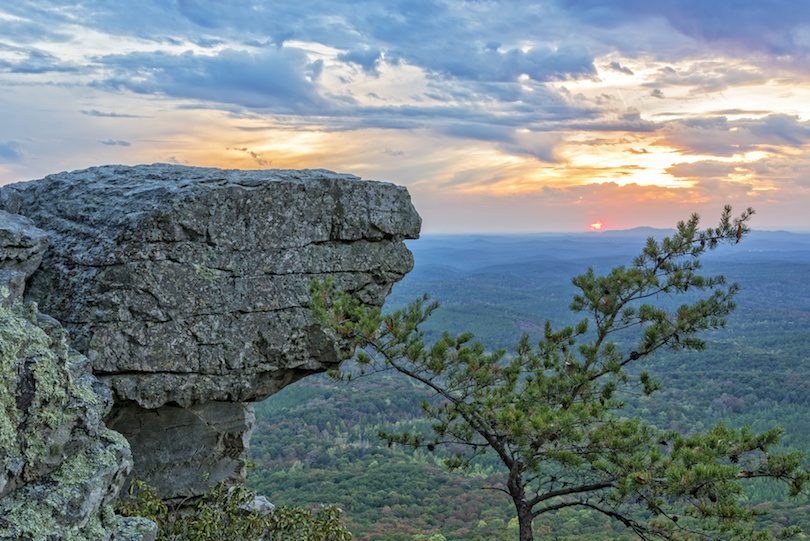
[312,206,809,541]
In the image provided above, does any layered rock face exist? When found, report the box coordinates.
[0,210,50,308]
[5,164,420,500]
[0,214,155,539]
[0,209,49,282]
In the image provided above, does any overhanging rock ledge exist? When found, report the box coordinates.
[4,163,421,500]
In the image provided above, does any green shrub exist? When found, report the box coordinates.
[117,480,352,540]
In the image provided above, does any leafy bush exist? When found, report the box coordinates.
[117,480,352,540]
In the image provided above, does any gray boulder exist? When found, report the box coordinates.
[7,164,420,500]
[0,208,48,308]
[0,209,49,280]
[0,270,25,308]
[7,164,420,408]
[0,302,156,540]
[105,400,255,502]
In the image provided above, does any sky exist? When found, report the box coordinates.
[1,1,810,233]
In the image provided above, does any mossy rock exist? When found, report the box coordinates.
[0,303,155,540]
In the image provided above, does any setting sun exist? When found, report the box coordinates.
[589,221,604,231]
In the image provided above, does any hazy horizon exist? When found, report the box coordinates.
[412,225,810,235]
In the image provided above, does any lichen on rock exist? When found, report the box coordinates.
[0,303,156,540]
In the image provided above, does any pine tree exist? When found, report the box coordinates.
[312,206,809,541]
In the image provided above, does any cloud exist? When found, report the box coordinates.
[94,47,325,112]
[337,48,384,75]
[645,61,766,93]
[661,1,810,58]
[723,154,810,188]
[500,143,559,163]
[82,109,145,118]
[569,111,658,133]
[562,0,810,65]
[709,109,773,116]
[0,1,598,141]
[439,123,515,143]
[416,177,768,233]
[664,131,810,192]
[424,44,596,83]
[661,114,810,156]
[100,139,131,146]
[13,2,599,88]
[607,61,633,75]
[0,141,23,162]
[328,92,590,133]
[0,10,73,44]
[305,59,324,81]
[226,146,271,166]
[747,114,810,145]
[666,160,736,179]
[2,0,810,233]
[0,44,80,74]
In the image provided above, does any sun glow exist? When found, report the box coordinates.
[589,221,604,231]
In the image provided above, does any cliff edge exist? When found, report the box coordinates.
[0,213,155,540]
[2,164,420,502]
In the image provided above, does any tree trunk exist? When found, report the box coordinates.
[517,507,534,541]
[508,463,534,541]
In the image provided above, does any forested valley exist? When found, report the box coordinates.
[246,229,810,540]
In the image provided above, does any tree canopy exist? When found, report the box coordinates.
[311,206,809,541]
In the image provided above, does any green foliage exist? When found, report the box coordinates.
[247,372,518,540]
[116,479,352,540]
[245,370,810,540]
[313,206,810,541]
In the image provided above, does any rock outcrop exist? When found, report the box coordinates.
[0,209,49,279]
[4,164,420,501]
[0,209,48,309]
[0,213,155,540]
